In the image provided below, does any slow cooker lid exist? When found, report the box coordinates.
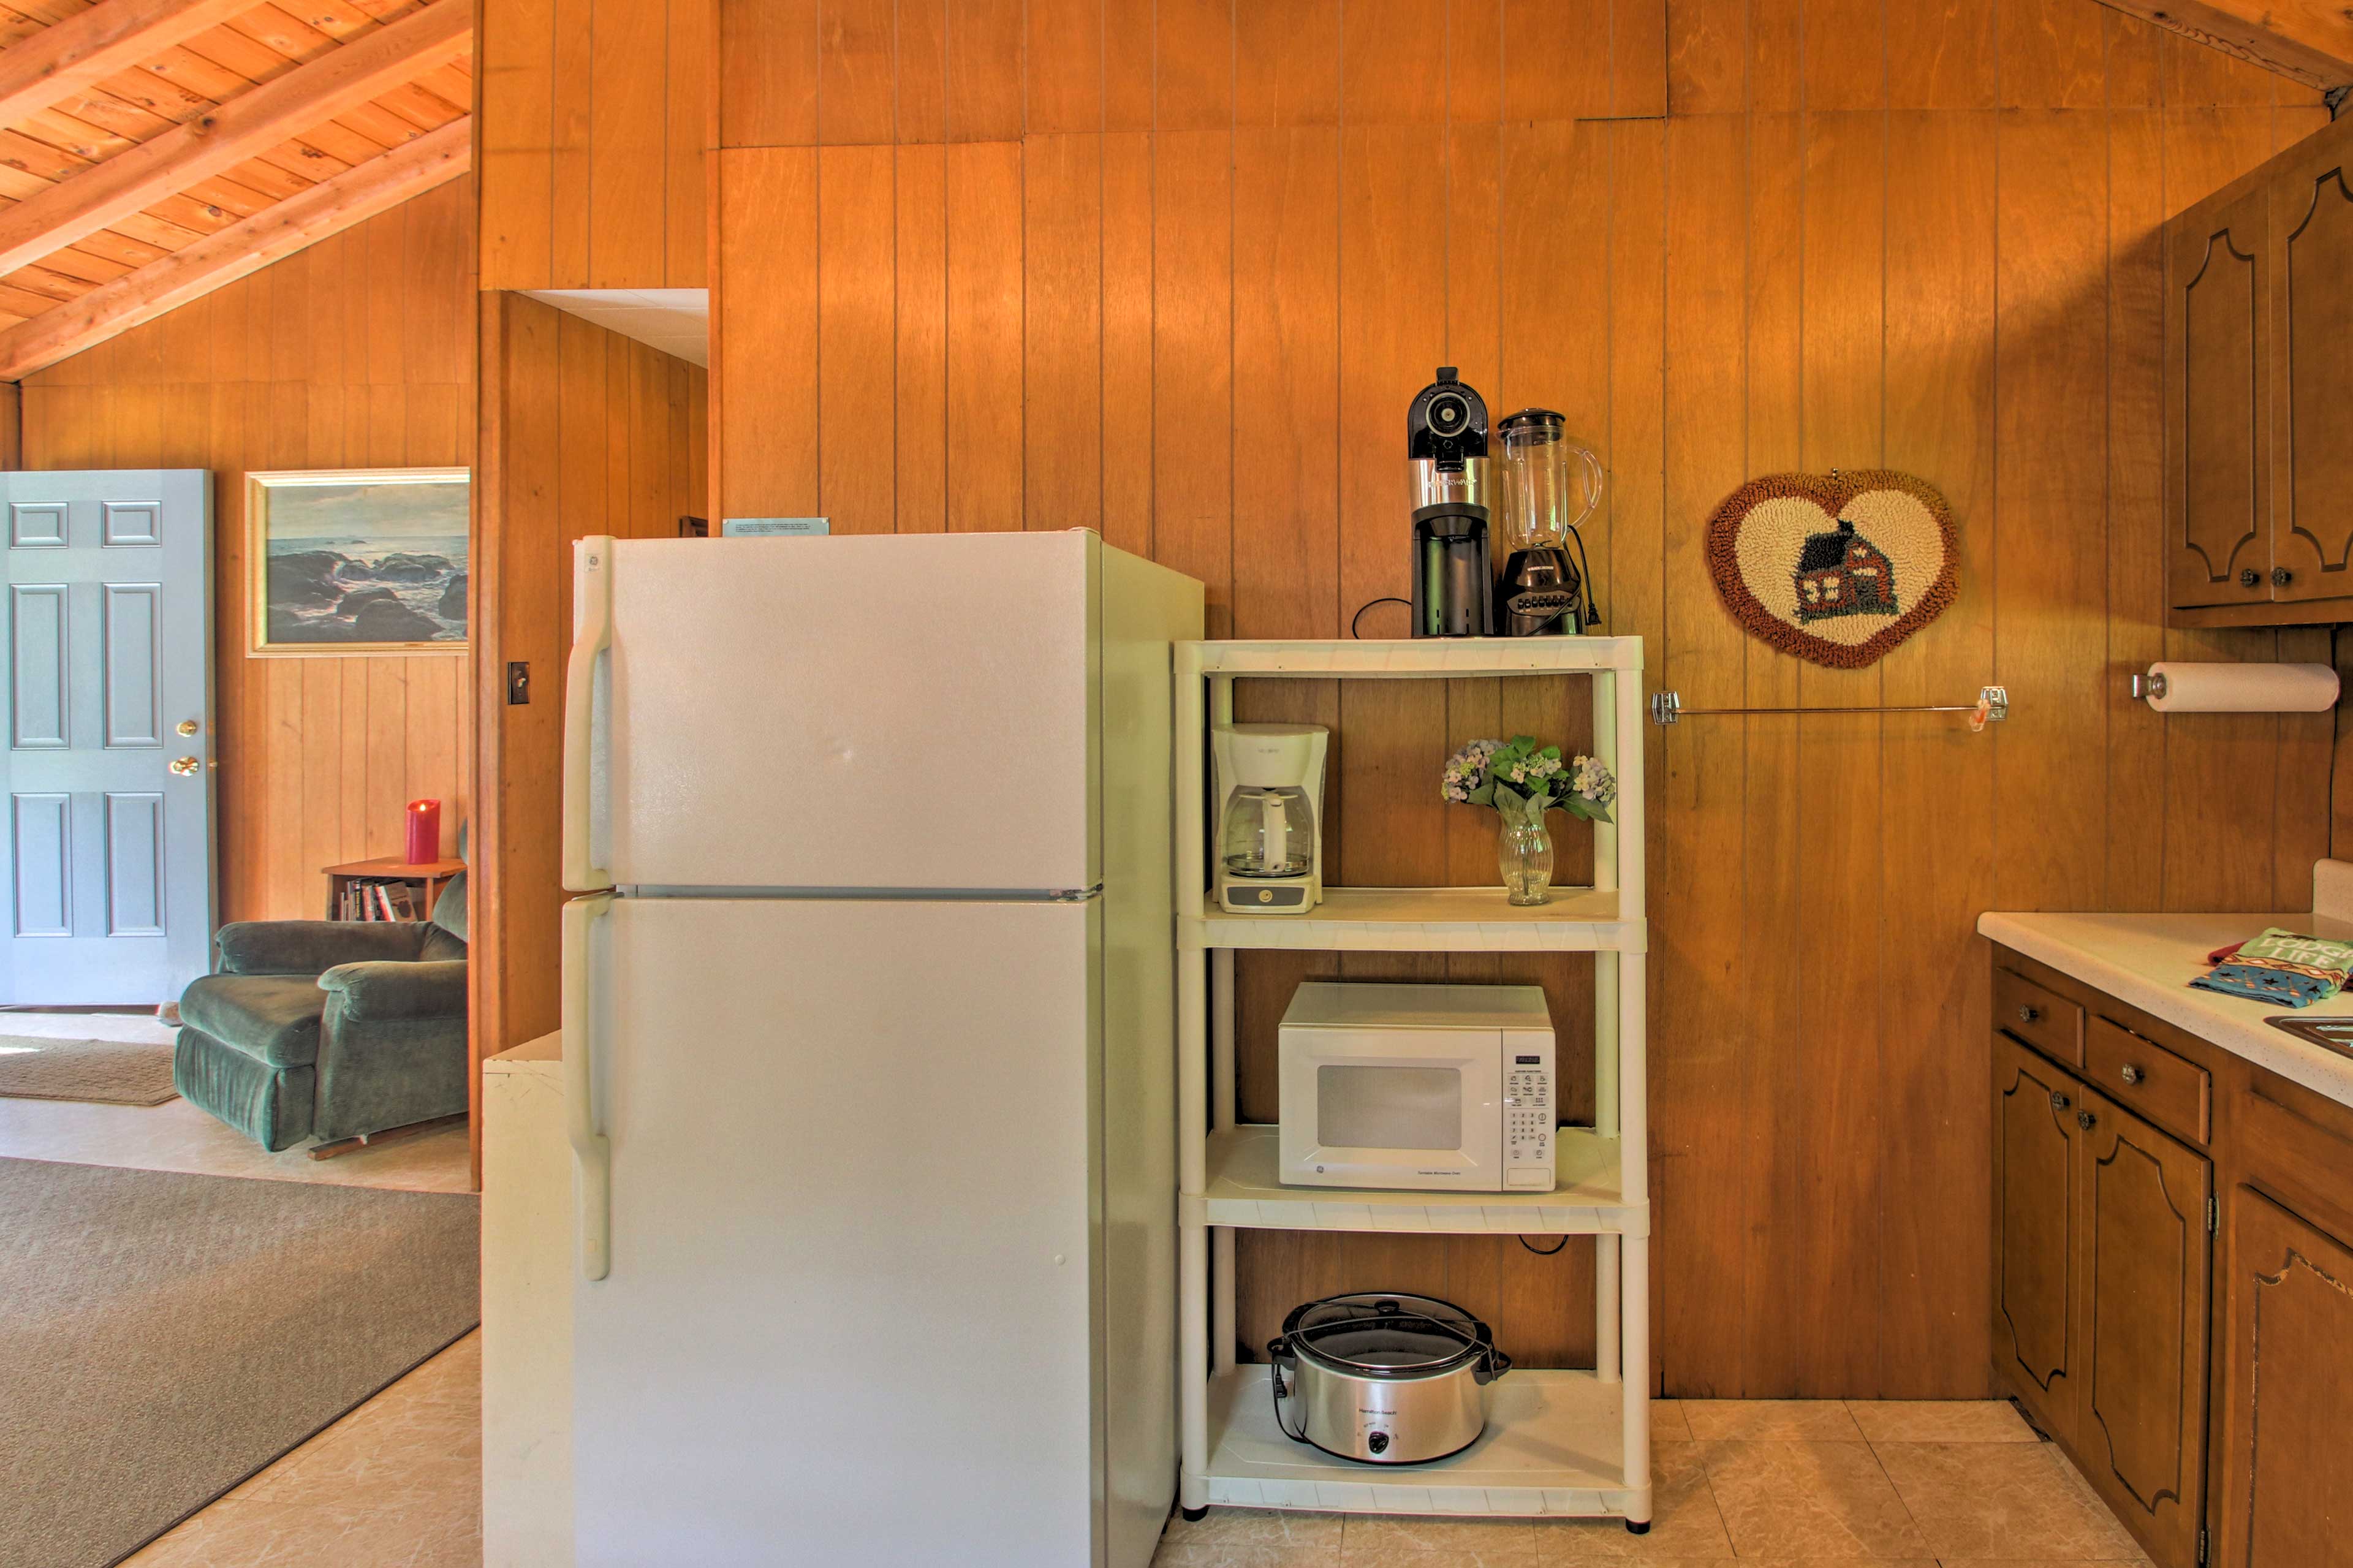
[1283,1292,1489,1377]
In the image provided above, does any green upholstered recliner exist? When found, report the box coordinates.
[175,873,468,1151]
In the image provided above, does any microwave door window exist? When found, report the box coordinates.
[1317,1065,1463,1151]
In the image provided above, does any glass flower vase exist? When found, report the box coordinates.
[1495,795,1555,907]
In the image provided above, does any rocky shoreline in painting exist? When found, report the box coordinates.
[267,543,467,645]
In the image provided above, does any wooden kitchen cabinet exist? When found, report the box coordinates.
[2215,1190,2353,1568]
[1993,1031,2082,1446]
[2075,1089,2210,1568]
[1993,1006,2212,1568]
[1991,949,2353,1568]
[2169,181,2272,612]
[2268,131,2353,606]
[2167,112,2353,626]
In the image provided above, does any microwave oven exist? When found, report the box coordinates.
[1276,982,1555,1192]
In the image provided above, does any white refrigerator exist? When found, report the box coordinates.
[558,530,1202,1567]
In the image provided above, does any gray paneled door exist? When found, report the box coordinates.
[2,471,213,1004]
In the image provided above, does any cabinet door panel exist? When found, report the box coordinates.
[2217,1189,2353,1568]
[2078,1091,2210,1568]
[2272,143,2353,602]
[1994,1033,2080,1444]
[2170,185,2272,608]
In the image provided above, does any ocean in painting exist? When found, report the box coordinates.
[260,479,468,646]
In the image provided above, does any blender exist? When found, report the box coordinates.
[1212,724,1327,914]
[1493,408,1604,635]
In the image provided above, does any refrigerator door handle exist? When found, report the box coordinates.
[564,536,615,892]
[564,891,615,1281]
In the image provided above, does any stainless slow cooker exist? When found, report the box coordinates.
[1268,1293,1512,1464]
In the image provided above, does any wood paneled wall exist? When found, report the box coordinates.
[472,292,707,1064]
[18,178,477,927]
[478,0,711,288]
[696,0,2336,1397]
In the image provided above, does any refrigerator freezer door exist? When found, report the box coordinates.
[570,894,1109,1567]
[579,531,1100,892]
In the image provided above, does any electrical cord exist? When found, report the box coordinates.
[1267,1344,1311,1444]
[1566,524,1602,627]
[1351,538,1603,637]
[1518,1233,1571,1256]
[1350,597,1411,638]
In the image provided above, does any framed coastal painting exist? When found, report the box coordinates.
[248,468,470,655]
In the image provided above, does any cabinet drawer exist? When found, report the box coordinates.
[2085,1017,2211,1145]
[1996,967,2085,1067]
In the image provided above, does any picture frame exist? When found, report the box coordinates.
[247,468,470,656]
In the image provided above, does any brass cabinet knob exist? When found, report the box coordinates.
[169,756,200,776]
[2050,1091,2071,1112]
[2017,1004,2040,1024]
[2241,567,2262,588]
[2273,566,2294,587]
[2120,1063,2144,1085]
[2077,1109,2097,1131]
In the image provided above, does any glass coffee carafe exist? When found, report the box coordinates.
[1493,409,1604,635]
[1222,784,1316,880]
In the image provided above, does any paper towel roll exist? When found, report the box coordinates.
[2141,662,2340,713]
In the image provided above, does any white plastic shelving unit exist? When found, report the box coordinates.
[1173,635,1651,1527]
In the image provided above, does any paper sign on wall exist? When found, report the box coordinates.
[722,518,830,537]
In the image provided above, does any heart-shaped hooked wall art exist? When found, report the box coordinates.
[1704,469,1958,670]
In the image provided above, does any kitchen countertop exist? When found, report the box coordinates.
[1977,906,2353,1112]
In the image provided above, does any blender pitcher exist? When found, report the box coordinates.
[1493,409,1604,635]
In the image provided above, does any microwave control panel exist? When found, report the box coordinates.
[1502,1041,1555,1188]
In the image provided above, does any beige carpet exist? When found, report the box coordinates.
[0,1156,479,1568]
[0,1034,176,1106]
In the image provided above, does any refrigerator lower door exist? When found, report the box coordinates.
[570,895,1116,1567]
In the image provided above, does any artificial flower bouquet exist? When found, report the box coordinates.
[1440,735,1616,824]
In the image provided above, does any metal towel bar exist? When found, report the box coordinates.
[1649,684,2009,730]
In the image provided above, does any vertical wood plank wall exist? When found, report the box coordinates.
[474,291,707,1067]
[18,179,479,929]
[689,1,2333,1397]
[477,0,712,288]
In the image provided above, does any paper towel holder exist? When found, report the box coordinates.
[2130,670,2168,702]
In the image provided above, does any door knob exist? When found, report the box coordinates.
[2077,1109,2097,1131]
[2273,566,2294,587]
[176,718,199,737]
[169,756,199,776]
[2050,1091,2071,1112]
[2241,568,2262,588]
[2120,1064,2144,1085]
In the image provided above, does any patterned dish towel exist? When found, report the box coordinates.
[2192,928,2353,1008]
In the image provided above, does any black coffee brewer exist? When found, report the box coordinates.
[1406,368,1493,638]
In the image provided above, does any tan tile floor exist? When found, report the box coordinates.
[119,1335,483,1568]
[6,1017,2150,1568]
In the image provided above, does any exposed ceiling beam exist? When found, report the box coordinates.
[0,0,268,132]
[0,115,468,380]
[2097,0,2353,89]
[0,0,469,280]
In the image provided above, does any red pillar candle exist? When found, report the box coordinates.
[406,799,442,865]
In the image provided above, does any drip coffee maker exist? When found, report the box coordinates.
[1493,408,1604,635]
[1212,724,1327,914]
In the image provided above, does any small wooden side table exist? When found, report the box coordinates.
[324,857,466,921]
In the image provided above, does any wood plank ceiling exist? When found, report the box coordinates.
[0,0,471,379]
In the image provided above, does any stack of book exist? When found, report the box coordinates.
[339,879,420,922]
